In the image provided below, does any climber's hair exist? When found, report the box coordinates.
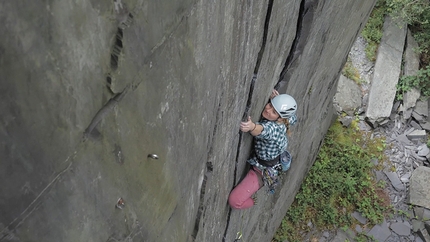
[277,118,291,136]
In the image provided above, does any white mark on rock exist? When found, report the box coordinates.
[161,102,169,113]
[20,182,32,195]
[113,0,124,13]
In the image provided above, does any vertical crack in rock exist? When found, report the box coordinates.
[110,28,124,71]
[223,1,274,241]
[86,6,133,141]
[275,0,315,90]
[241,0,273,122]
[191,97,221,241]
[106,74,112,86]
[191,162,213,241]
[108,0,134,92]
[253,0,274,75]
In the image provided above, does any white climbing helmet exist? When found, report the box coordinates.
[271,94,297,119]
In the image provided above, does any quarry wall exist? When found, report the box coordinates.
[0,0,376,241]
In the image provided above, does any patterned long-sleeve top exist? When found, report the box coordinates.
[247,119,288,170]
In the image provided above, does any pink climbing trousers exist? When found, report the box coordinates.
[228,167,263,209]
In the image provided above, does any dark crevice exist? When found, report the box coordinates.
[241,74,257,122]
[275,0,310,91]
[106,75,112,85]
[223,1,274,241]
[253,0,274,74]
[191,162,212,241]
[167,205,178,222]
[110,28,124,70]
[206,161,213,172]
[115,28,123,48]
[85,6,130,142]
[191,95,222,241]
[110,54,118,70]
[242,0,273,122]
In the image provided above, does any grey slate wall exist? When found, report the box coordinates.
[0,0,376,241]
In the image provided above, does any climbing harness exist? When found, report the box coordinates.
[248,150,292,194]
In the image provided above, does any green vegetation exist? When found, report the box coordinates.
[392,0,430,100]
[273,120,391,242]
[360,0,430,99]
[361,1,388,61]
[342,58,363,84]
[397,67,430,100]
[362,0,430,63]
[387,0,430,63]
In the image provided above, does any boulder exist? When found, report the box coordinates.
[384,171,405,191]
[408,167,430,209]
[406,130,427,140]
[334,75,362,115]
[331,230,356,242]
[402,30,421,115]
[415,100,429,118]
[366,16,407,125]
[367,218,391,242]
[390,221,412,236]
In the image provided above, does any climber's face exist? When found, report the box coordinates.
[262,103,280,121]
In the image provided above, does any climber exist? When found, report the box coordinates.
[228,89,298,209]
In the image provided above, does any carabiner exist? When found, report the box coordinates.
[233,231,242,241]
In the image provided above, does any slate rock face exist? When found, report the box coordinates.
[0,0,377,241]
[366,16,407,125]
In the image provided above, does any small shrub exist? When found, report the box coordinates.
[386,0,430,98]
[386,0,430,60]
[342,58,362,84]
[397,65,430,100]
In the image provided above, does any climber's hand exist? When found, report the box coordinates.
[240,116,255,132]
[270,89,279,99]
